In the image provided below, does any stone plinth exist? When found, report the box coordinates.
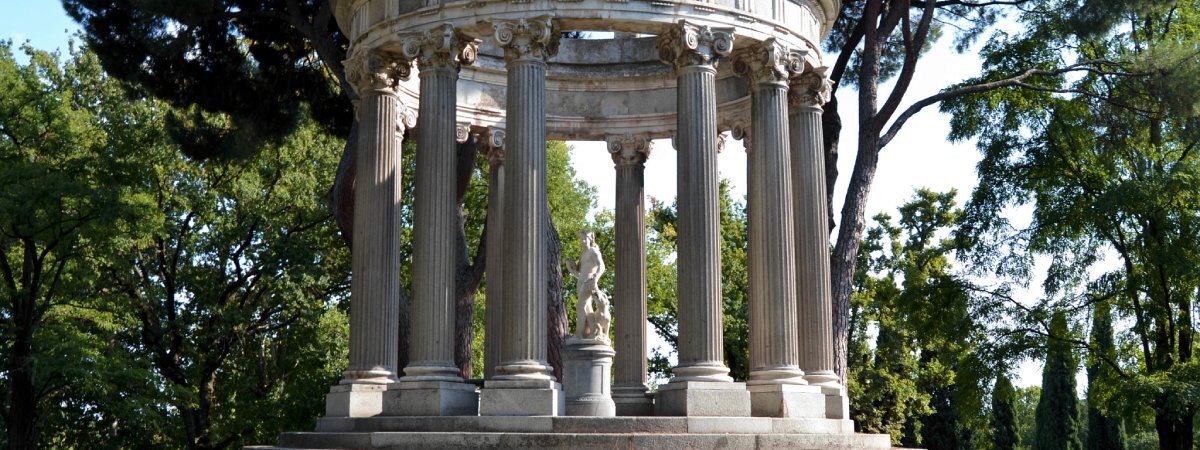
[562,338,616,417]
[266,416,892,449]
[382,381,478,417]
[324,383,388,418]
[748,384,825,418]
[655,381,751,417]
[480,379,565,416]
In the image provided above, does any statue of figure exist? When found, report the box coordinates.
[567,229,611,342]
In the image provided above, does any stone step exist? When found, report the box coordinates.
[315,415,856,434]
[259,430,894,449]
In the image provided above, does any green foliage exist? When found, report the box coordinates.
[848,188,992,448]
[944,2,1200,447]
[993,374,1019,450]
[1034,311,1082,450]
[1086,301,1126,450]
[645,180,749,380]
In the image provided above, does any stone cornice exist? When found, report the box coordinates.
[492,16,560,63]
[607,134,652,167]
[657,20,735,69]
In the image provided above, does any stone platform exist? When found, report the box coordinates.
[253,416,892,449]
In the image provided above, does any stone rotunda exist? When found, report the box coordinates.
[266,0,892,447]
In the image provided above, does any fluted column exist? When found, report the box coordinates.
[494,16,560,382]
[733,40,806,387]
[341,48,408,387]
[658,21,735,384]
[607,134,653,415]
[789,68,841,389]
[401,24,478,384]
[483,127,507,380]
[323,48,408,418]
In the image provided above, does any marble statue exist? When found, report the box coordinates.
[567,229,611,342]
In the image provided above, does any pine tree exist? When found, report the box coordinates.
[1086,302,1125,450]
[992,374,1019,450]
[1034,311,1082,450]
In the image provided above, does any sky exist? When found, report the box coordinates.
[3,2,1062,388]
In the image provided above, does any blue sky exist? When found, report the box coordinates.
[1,1,80,57]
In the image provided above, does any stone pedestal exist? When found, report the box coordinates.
[655,381,751,417]
[612,389,655,416]
[562,338,616,417]
[324,384,388,418]
[820,385,850,419]
[747,384,826,418]
[480,379,565,416]
[382,381,479,416]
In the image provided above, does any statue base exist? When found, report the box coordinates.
[562,337,616,417]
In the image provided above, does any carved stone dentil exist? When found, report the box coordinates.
[400,23,478,71]
[657,20,735,69]
[606,134,652,167]
[492,16,560,63]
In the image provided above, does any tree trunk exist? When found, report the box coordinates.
[452,138,487,379]
[545,207,567,382]
[822,95,841,232]
[830,132,881,385]
[6,293,38,450]
[329,119,358,249]
[1155,404,1196,450]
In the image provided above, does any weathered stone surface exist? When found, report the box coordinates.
[382,381,478,416]
[480,379,564,416]
[748,384,826,418]
[268,430,893,450]
[561,339,616,417]
[323,383,388,418]
[655,381,752,417]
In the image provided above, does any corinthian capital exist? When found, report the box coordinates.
[789,66,833,109]
[483,127,506,165]
[657,20,734,69]
[733,39,792,86]
[607,134,652,167]
[401,24,479,72]
[731,121,751,151]
[492,17,560,63]
[343,48,410,94]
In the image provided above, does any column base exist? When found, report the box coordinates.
[382,381,479,416]
[480,379,565,416]
[654,381,751,417]
[748,384,826,418]
[612,385,654,416]
[324,383,388,418]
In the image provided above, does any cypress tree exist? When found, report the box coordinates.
[992,374,1019,450]
[1086,302,1126,450]
[1034,311,1083,450]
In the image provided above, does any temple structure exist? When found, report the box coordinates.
[265,0,892,447]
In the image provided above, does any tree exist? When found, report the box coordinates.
[993,374,1019,450]
[1086,301,1126,450]
[944,2,1200,447]
[646,180,751,380]
[846,189,992,447]
[1034,311,1082,450]
[0,42,147,450]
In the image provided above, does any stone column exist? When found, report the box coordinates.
[383,24,479,416]
[734,41,828,418]
[789,66,849,419]
[326,48,408,418]
[655,20,750,417]
[483,127,506,380]
[480,16,565,416]
[606,134,654,416]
